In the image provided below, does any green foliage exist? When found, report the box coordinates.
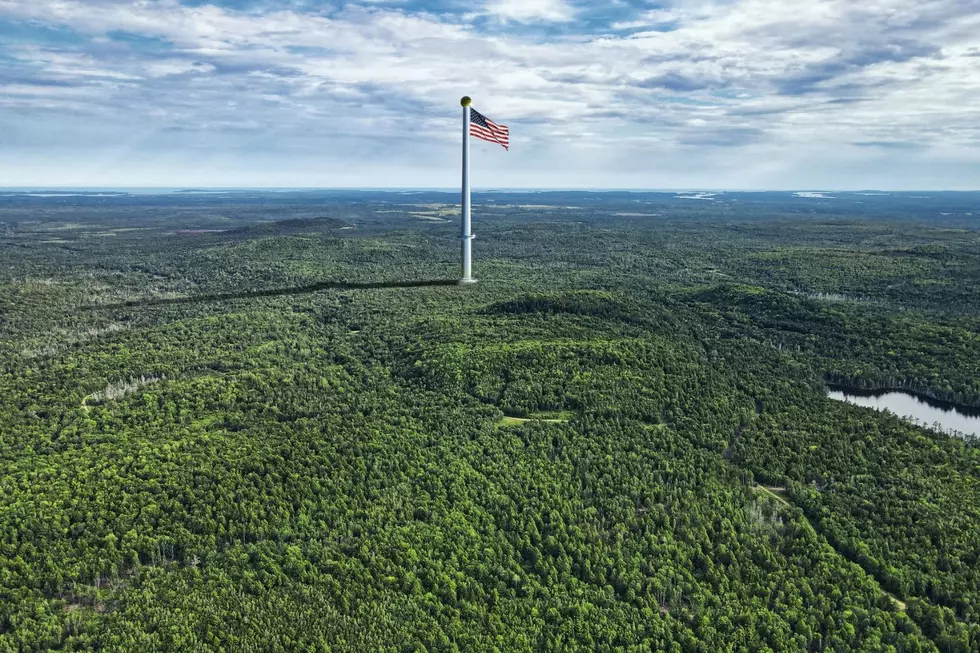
[1,195,978,651]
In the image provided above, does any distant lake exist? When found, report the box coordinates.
[827,387,980,438]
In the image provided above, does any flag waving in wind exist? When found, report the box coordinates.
[469,108,509,150]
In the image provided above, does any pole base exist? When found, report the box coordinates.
[457,278,478,285]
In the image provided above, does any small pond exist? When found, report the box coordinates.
[827,387,980,439]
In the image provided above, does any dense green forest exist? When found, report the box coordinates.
[1,191,979,651]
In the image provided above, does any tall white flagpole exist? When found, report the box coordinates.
[459,96,476,284]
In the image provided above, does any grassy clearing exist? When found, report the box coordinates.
[498,411,573,426]
[410,213,449,222]
[886,593,908,611]
[753,485,791,507]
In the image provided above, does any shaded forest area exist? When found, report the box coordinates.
[1,190,979,651]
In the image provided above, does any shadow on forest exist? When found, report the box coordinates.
[85,279,460,310]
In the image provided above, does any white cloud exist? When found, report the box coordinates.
[483,0,575,22]
[611,8,689,30]
[145,60,215,77]
[0,0,978,187]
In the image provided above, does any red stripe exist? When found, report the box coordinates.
[471,127,509,141]
[471,122,508,135]
[471,132,509,142]
[473,129,508,140]
[472,132,507,142]
[469,111,509,149]
[471,132,509,149]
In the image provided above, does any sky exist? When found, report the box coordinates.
[1,0,979,189]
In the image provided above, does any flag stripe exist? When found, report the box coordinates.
[470,126,509,148]
[470,125,509,145]
[469,107,509,150]
[470,124,508,137]
[470,128,509,143]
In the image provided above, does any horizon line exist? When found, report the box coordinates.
[2,186,979,193]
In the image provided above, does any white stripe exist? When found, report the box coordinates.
[471,126,509,138]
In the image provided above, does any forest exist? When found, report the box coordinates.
[1,190,979,651]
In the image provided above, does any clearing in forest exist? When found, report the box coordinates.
[498,411,573,426]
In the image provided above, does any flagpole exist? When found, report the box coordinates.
[459,96,476,284]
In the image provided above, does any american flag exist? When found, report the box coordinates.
[469,108,509,150]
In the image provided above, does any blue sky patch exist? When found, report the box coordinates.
[0,0,977,189]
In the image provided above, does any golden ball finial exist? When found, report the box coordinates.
[460,96,472,107]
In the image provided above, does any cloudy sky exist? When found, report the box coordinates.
[1,0,979,189]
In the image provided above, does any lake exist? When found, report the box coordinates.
[827,387,980,439]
